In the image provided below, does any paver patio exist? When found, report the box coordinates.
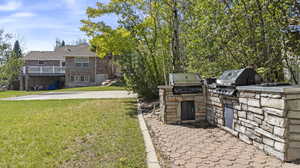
[144,114,300,168]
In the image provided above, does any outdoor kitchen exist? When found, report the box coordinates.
[158,68,300,162]
[158,73,206,124]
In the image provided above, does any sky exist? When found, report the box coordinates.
[0,0,118,52]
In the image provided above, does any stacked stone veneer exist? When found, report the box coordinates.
[159,86,206,124]
[206,87,300,161]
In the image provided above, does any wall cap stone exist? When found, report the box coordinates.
[237,85,300,93]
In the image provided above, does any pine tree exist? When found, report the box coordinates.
[55,38,61,49]
[61,40,66,47]
[12,40,22,59]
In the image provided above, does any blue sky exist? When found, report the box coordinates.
[0,0,118,52]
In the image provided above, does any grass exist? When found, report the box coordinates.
[0,99,146,168]
[0,90,46,98]
[0,86,126,98]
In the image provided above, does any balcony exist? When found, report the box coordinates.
[23,66,65,76]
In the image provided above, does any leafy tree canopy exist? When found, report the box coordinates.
[82,0,300,98]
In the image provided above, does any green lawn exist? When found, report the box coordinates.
[0,86,126,98]
[0,99,146,168]
[0,90,46,98]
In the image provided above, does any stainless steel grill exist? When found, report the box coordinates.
[169,73,203,94]
[214,68,262,96]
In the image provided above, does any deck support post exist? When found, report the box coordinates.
[19,75,24,91]
[25,75,29,91]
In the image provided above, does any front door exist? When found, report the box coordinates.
[224,104,234,129]
[181,101,195,120]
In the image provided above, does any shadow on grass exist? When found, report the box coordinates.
[123,100,139,118]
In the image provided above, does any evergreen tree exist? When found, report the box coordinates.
[55,38,62,49]
[12,40,22,59]
[61,40,65,47]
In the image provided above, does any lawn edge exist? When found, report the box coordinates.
[137,103,161,168]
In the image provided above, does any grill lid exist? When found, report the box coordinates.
[169,73,202,86]
[217,68,261,87]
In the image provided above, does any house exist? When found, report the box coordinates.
[20,44,118,91]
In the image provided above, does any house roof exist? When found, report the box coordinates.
[24,51,65,61]
[56,44,96,57]
[24,44,96,61]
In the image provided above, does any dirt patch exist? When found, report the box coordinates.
[59,133,99,168]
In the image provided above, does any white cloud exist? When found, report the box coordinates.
[11,12,35,18]
[0,12,35,24]
[0,1,22,11]
[64,0,76,8]
[0,18,16,24]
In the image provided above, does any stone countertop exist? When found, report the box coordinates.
[237,85,300,93]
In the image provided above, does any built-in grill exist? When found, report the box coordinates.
[169,73,203,94]
[214,68,262,96]
[158,73,205,124]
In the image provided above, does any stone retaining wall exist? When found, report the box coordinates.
[286,95,300,161]
[206,88,300,161]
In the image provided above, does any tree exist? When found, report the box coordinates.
[182,0,295,82]
[72,38,88,45]
[1,58,23,89]
[81,0,179,99]
[0,30,13,87]
[0,29,11,63]
[81,0,300,98]
[61,40,65,47]
[55,38,66,49]
[11,40,22,59]
[55,38,62,49]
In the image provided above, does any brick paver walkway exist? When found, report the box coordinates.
[144,114,299,168]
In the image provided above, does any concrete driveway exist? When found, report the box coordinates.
[1,91,137,101]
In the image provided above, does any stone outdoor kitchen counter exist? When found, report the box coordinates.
[237,85,300,93]
[207,84,300,161]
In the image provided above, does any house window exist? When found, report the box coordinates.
[80,76,85,81]
[75,57,89,67]
[39,61,45,65]
[84,75,89,82]
[71,75,89,82]
[75,75,80,81]
[62,62,66,67]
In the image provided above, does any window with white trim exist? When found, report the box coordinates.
[70,75,89,82]
[75,75,80,81]
[75,57,89,67]
[84,75,89,82]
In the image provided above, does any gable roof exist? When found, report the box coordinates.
[24,51,65,61]
[24,44,96,61]
[56,44,96,57]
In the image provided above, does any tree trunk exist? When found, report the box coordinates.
[171,0,183,73]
